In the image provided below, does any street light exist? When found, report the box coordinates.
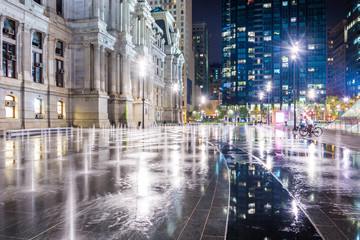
[266,82,272,125]
[291,44,299,130]
[173,83,180,123]
[139,58,146,129]
[259,91,264,123]
[200,96,206,121]
[308,89,316,120]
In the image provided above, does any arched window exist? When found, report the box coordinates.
[34,98,43,119]
[5,95,15,118]
[57,101,64,119]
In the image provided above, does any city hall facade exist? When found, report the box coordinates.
[0,0,184,129]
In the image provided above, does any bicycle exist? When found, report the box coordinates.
[292,125,301,135]
[299,124,323,137]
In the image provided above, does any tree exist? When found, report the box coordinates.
[239,107,249,121]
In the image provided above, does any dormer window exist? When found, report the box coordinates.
[32,32,42,49]
[3,19,16,40]
[55,41,63,56]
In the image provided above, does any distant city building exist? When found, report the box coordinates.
[209,63,222,102]
[221,0,327,108]
[148,0,196,120]
[346,1,360,97]
[0,0,183,130]
[193,22,209,94]
[328,20,347,97]
[326,26,334,96]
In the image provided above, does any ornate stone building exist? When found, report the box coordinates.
[0,0,183,129]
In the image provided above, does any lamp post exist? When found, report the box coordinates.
[291,43,299,130]
[308,89,316,121]
[259,91,264,123]
[266,82,272,125]
[173,83,180,123]
[140,59,146,129]
[201,96,206,121]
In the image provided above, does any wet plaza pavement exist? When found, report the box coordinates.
[0,126,229,240]
[1,125,360,239]
[210,124,360,240]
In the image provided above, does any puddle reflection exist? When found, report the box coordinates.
[226,161,321,240]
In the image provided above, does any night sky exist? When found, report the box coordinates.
[193,0,347,64]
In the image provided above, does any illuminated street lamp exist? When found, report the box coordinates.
[266,82,272,125]
[291,42,300,130]
[308,89,316,120]
[259,91,264,122]
[139,58,147,129]
[172,83,180,123]
[200,96,206,121]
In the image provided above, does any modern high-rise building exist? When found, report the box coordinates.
[328,20,347,97]
[193,22,209,94]
[346,1,360,97]
[209,63,222,102]
[222,0,327,108]
[326,26,334,96]
[148,0,195,120]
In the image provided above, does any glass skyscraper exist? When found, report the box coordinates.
[346,0,360,97]
[221,0,326,109]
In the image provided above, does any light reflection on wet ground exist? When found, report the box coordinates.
[220,144,321,240]
[210,124,360,240]
[1,124,357,240]
[0,126,229,240]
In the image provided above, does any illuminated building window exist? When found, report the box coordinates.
[34,98,43,119]
[263,3,271,8]
[264,36,272,41]
[5,95,15,118]
[57,101,64,119]
[282,1,288,6]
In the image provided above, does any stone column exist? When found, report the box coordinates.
[92,0,99,18]
[93,43,101,91]
[100,0,105,21]
[64,44,70,88]
[116,54,121,94]
[42,34,49,84]
[120,56,132,97]
[0,15,5,77]
[100,46,105,91]
[16,23,24,79]
[123,1,128,33]
[110,0,116,30]
[47,36,56,86]
[119,1,123,32]
[109,52,116,94]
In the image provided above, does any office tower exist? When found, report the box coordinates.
[326,26,334,96]
[222,0,327,108]
[209,63,222,103]
[346,0,360,97]
[193,22,209,94]
[328,20,347,97]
